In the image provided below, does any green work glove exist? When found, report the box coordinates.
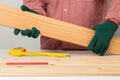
[14,27,40,38]
[88,20,118,56]
[20,5,39,14]
[14,5,40,38]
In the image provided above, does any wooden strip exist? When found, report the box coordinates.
[1,65,120,76]
[1,54,120,76]
[0,4,120,54]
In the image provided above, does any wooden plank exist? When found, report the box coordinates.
[1,51,120,76]
[0,4,120,54]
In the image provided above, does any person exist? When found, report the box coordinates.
[14,0,120,56]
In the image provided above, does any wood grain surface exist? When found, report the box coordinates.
[0,51,120,76]
[0,4,120,54]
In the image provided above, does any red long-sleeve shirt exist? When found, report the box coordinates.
[24,0,120,50]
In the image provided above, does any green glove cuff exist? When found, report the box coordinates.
[101,20,118,31]
[21,5,39,14]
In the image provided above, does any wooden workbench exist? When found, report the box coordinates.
[0,50,120,76]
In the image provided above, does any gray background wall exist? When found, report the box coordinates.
[0,0,119,49]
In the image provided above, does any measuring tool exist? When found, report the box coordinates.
[8,47,70,57]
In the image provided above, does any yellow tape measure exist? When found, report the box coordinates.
[8,47,70,57]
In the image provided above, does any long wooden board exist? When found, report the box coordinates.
[1,51,120,76]
[0,4,120,54]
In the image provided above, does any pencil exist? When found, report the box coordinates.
[6,62,48,65]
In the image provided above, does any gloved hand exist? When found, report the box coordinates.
[14,5,40,38]
[14,27,40,38]
[88,20,118,56]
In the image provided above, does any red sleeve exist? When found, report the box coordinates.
[23,0,47,15]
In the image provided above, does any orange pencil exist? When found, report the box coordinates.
[6,62,48,65]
